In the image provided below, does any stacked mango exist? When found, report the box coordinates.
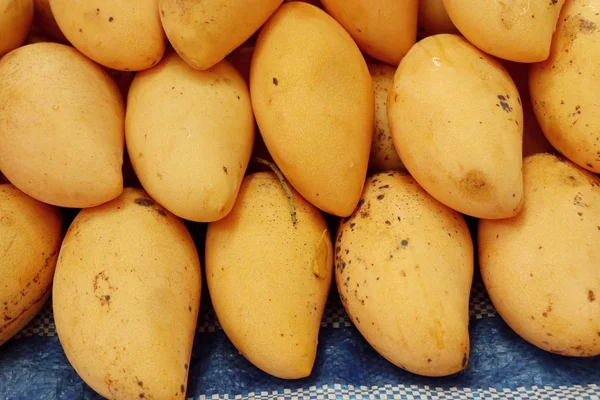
[1,0,599,398]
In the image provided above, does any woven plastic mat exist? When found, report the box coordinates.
[1,275,599,400]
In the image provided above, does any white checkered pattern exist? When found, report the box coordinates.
[469,279,497,320]
[13,297,56,339]
[197,305,222,333]
[192,383,600,400]
[320,294,352,329]
[14,277,497,339]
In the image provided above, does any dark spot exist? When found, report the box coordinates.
[109,16,114,22]
[385,220,391,225]
[579,18,597,33]
[188,305,192,312]
[587,163,593,168]
[138,381,143,387]
[350,222,356,229]
[222,166,228,174]
[104,295,111,301]
[161,9,165,17]
[272,77,278,86]
[180,385,185,393]
[589,291,596,302]
[377,194,385,200]
[462,353,468,367]
[401,239,408,247]
[401,270,406,277]
[357,28,362,33]
[497,95,513,113]
[184,364,188,370]
[96,8,100,15]
[135,198,154,207]
[427,359,432,363]
[345,249,350,255]
[139,394,145,399]
[134,197,167,216]
[379,185,389,189]
[79,28,83,33]
[460,170,491,199]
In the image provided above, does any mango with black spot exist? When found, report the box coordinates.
[53,188,201,399]
[530,0,600,173]
[443,0,566,62]
[336,172,473,377]
[126,50,254,222]
[205,172,333,379]
[0,184,62,346]
[49,0,166,71]
[388,34,524,219]
[479,153,600,357]
[250,2,373,217]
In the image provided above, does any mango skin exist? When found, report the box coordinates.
[443,0,566,62]
[0,0,34,57]
[205,172,333,380]
[529,0,600,173]
[388,34,523,219]
[50,0,166,71]
[479,153,600,357]
[53,188,201,400]
[250,2,374,217]
[367,62,405,173]
[159,0,283,71]
[335,171,473,377]
[501,60,554,158]
[0,184,62,346]
[321,0,418,65]
[0,42,124,208]
[126,51,254,222]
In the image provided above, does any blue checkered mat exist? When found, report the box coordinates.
[1,276,599,399]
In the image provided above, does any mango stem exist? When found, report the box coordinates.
[252,157,297,227]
